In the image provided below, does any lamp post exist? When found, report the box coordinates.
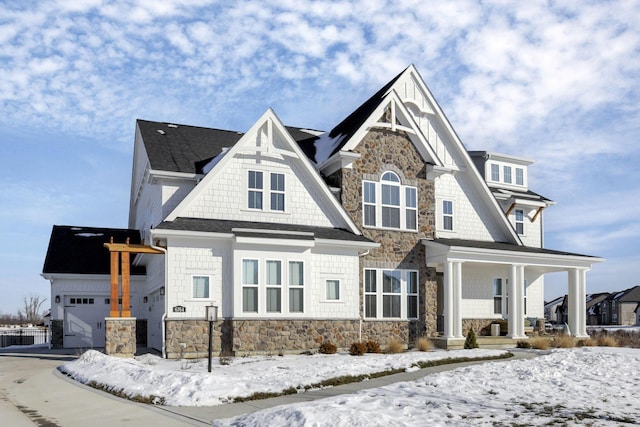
[206,304,218,373]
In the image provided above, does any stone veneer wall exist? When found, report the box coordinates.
[105,318,136,357]
[463,319,506,336]
[333,127,439,339]
[165,318,411,358]
[50,320,63,349]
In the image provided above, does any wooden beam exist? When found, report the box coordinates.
[505,203,516,217]
[532,206,544,222]
[103,243,165,254]
[121,251,131,317]
[109,251,120,317]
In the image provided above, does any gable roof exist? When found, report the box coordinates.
[137,120,323,175]
[42,225,145,276]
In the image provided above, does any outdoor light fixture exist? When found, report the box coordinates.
[159,287,165,295]
[206,304,219,372]
[143,296,148,303]
[55,295,60,303]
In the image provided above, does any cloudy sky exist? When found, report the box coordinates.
[1,0,638,315]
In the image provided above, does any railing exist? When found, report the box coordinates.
[0,327,49,348]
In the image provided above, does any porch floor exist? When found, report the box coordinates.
[432,335,529,350]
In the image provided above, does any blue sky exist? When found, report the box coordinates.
[1,0,639,315]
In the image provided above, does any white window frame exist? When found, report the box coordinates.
[515,209,525,235]
[493,278,504,315]
[192,275,211,299]
[503,166,512,184]
[242,259,259,313]
[325,279,341,301]
[265,260,282,313]
[515,168,524,186]
[288,261,304,313]
[442,200,454,231]
[363,268,419,320]
[490,163,500,182]
[362,172,418,231]
[247,170,286,213]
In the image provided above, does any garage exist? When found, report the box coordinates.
[63,295,110,348]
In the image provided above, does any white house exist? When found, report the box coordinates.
[43,65,603,356]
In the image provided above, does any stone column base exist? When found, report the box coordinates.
[105,317,136,357]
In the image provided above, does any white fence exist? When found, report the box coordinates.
[0,327,49,348]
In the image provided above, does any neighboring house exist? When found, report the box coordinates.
[42,65,603,356]
[544,296,564,324]
[599,286,640,326]
[585,293,610,325]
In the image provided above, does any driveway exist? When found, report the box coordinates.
[0,347,205,426]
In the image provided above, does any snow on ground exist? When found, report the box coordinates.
[215,347,640,426]
[59,348,505,406]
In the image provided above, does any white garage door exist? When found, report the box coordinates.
[64,296,110,348]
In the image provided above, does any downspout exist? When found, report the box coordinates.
[150,240,168,358]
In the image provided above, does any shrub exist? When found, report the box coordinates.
[529,337,551,350]
[416,337,432,352]
[516,340,532,349]
[464,328,478,349]
[552,334,575,348]
[596,335,619,347]
[349,342,367,356]
[366,340,381,353]
[319,342,337,354]
[385,339,404,354]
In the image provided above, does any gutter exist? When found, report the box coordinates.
[150,239,168,359]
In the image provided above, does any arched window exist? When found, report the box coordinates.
[362,171,417,231]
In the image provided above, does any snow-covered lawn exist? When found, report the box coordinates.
[59,348,506,406]
[59,346,640,426]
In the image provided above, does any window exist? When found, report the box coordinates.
[491,164,500,181]
[362,172,417,231]
[266,260,281,312]
[248,171,286,212]
[192,276,210,299]
[270,173,285,211]
[503,166,512,184]
[364,269,377,318]
[493,278,503,314]
[248,171,263,209]
[365,269,418,319]
[515,168,524,186]
[289,261,304,313]
[515,209,524,235]
[443,200,453,231]
[523,280,528,316]
[242,259,259,312]
[406,271,418,319]
[326,280,340,301]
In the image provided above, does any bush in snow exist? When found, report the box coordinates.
[349,342,367,356]
[385,339,404,354]
[552,334,575,348]
[366,340,381,353]
[464,328,478,349]
[319,342,337,354]
[416,337,432,352]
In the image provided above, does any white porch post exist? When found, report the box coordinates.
[508,265,518,338]
[516,265,526,338]
[443,261,454,339]
[453,261,463,339]
[576,269,588,337]
[568,268,580,337]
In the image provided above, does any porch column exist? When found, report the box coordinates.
[109,251,120,317]
[453,261,463,339]
[516,265,526,338]
[121,251,131,317]
[568,268,588,338]
[508,264,517,337]
[443,261,454,338]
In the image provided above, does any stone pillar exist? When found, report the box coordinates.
[50,320,64,349]
[105,317,136,357]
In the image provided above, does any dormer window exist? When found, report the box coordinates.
[491,164,500,182]
[362,171,418,231]
[516,168,524,186]
[503,166,512,184]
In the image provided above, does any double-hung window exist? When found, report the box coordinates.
[493,278,503,315]
[503,166,512,184]
[289,261,304,312]
[326,280,340,301]
[248,171,285,212]
[192,276,210,299]
[362,172,417,231]
[364,269,418,319]
[491,164,500,181]
[515,168,524,186]
[242,259,259,312]
[265,260,281,312]
[515,209,524,235]
[442,200,454,231]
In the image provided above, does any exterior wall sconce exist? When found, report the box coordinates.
[55,295,60,303]
[159,287,165,295]
[143,296,148,303]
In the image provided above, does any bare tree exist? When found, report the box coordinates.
[20,295,47,325]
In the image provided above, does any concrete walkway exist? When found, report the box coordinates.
[0,346,537,426]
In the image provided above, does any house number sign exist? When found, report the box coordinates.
[172,305,186,313]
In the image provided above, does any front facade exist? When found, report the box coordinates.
[43,65,602,355]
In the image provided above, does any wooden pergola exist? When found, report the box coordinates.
[104,237,164,317]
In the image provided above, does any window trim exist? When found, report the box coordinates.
[503,166,512,184]
[490,163,500,182]
[442,199,454,231]
[515,168,524,186]
[241,258,259,313]
[191,275,211,300]
[247,170,287,213]
[247,170,263,210]
[325,279,341,302]
[288,260,304,313]
[363,268,419,320]
[515,209,525,235]
[265,259,282,313]
[362,171,418,231]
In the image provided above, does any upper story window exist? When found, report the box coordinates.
[362,172,418,231]
[491,164,500,182]
[503,166,512,184]
[248,171,285,212]
[487,162,526,187]
[515,209,524,235]
[515,168,524,185]
[442,200,454,231]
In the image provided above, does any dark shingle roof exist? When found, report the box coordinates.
[137,120,244,174]
[156,217,374,243]
[432,238,599,258]
[43,226,146,275]
[491,187,553,204]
